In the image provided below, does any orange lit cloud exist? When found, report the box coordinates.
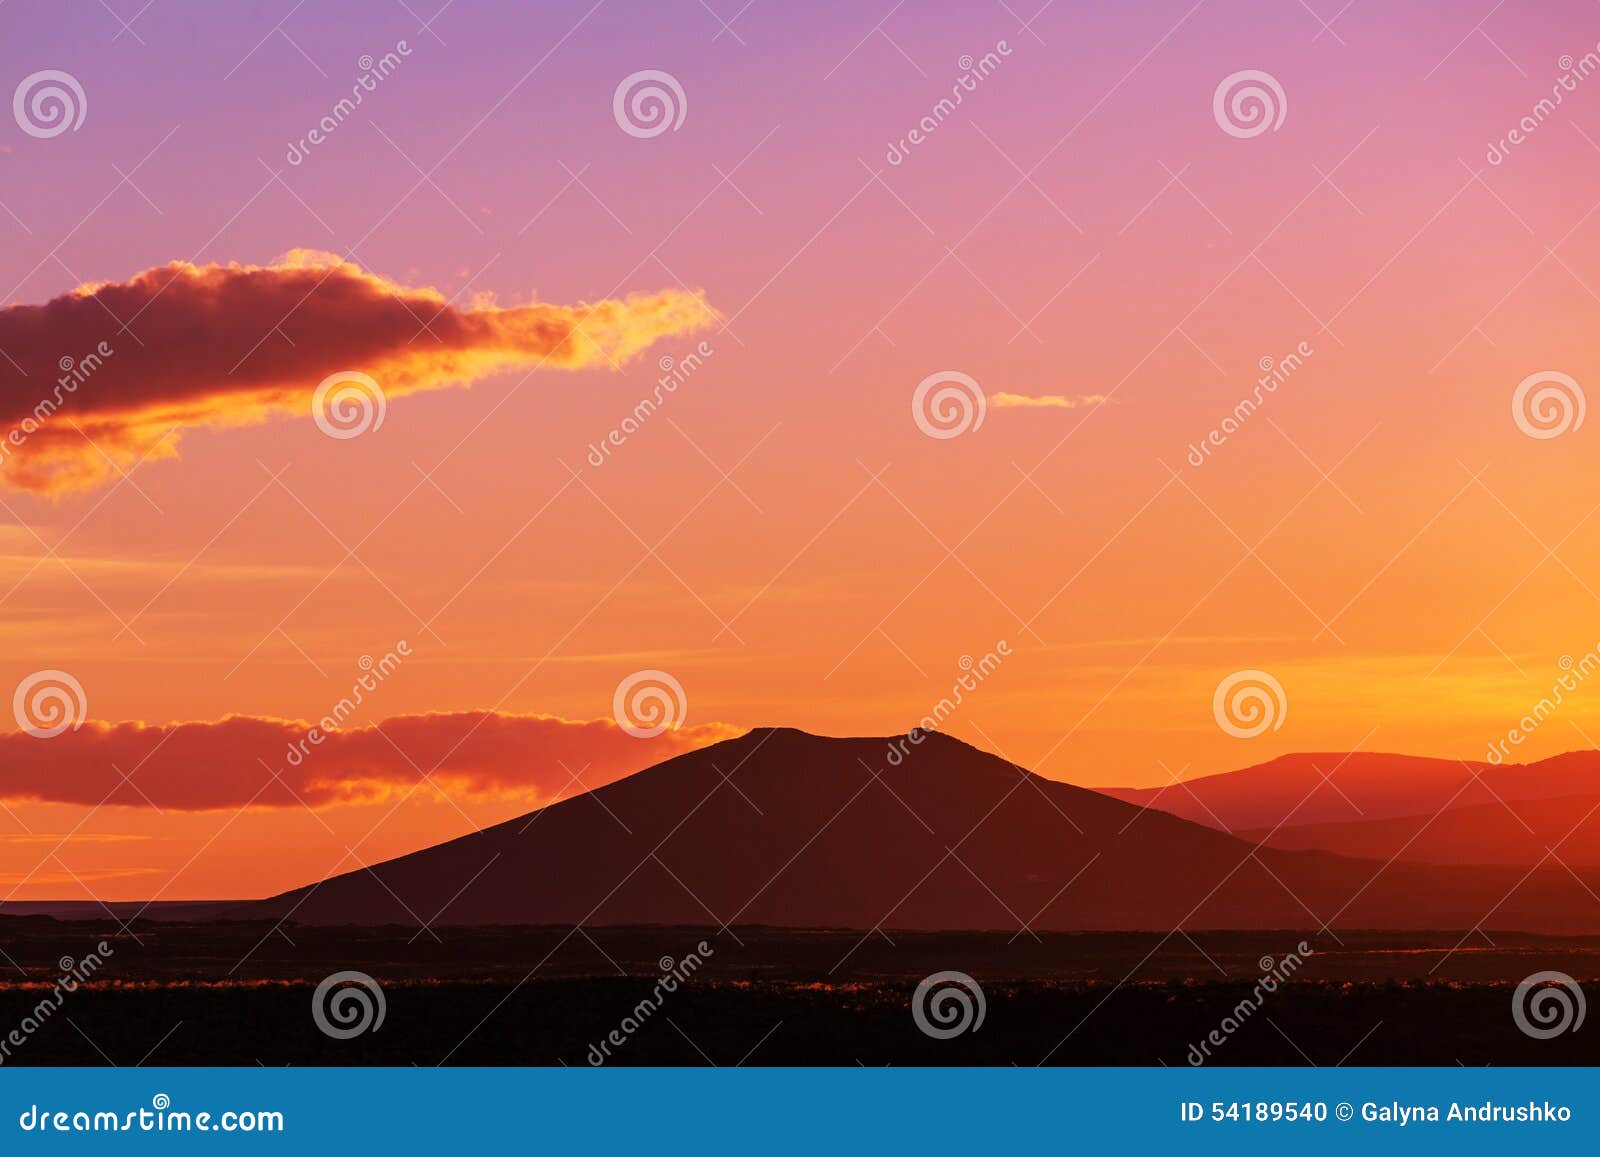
[0,712,741,810]
[0,251,717,494]
[990,392,1109,409]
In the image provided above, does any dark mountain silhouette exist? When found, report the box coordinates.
[1100,750,1600,832]
[1241,793,1600,869]
[239,729,1600,933]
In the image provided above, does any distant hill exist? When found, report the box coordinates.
[1099,750,1600,831]
[1241,793,1600,869]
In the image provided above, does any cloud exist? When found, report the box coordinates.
[990,392,1109,409]
[0,833,150,844]
[0,711,741,810]
[0,868,160,886]
[0,250,717,494]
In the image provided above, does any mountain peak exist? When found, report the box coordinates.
[239,732,1600,936]
[722,725,984,762]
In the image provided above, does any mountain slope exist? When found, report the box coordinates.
[1241,793,1600,869]
[1100,750,1600,831]
[242,729,1600,933]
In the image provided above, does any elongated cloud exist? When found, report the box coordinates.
[990,392,1109,409]
[0,251,716,494]
[0,712,741,810]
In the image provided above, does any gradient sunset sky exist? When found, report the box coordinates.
[3,0,1600,899]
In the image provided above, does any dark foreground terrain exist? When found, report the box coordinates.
[0,919,1594,1066]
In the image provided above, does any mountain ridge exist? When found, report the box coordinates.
[227,728,1600,934]
[1098,748,1600,831]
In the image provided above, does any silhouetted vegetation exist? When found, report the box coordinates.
[0,920,1593,1065]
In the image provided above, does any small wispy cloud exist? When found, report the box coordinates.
[990,392,1111,410]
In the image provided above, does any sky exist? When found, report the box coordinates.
[3,0,1600,899]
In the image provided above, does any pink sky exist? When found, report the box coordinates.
[3,0,1600,897]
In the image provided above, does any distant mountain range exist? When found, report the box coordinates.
[1237,794,1600,868]
[1099,750,1600,830]
[1100,749,1600,871]
[212,729,1600,934]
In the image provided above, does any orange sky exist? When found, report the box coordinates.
[5,0,1600,898]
